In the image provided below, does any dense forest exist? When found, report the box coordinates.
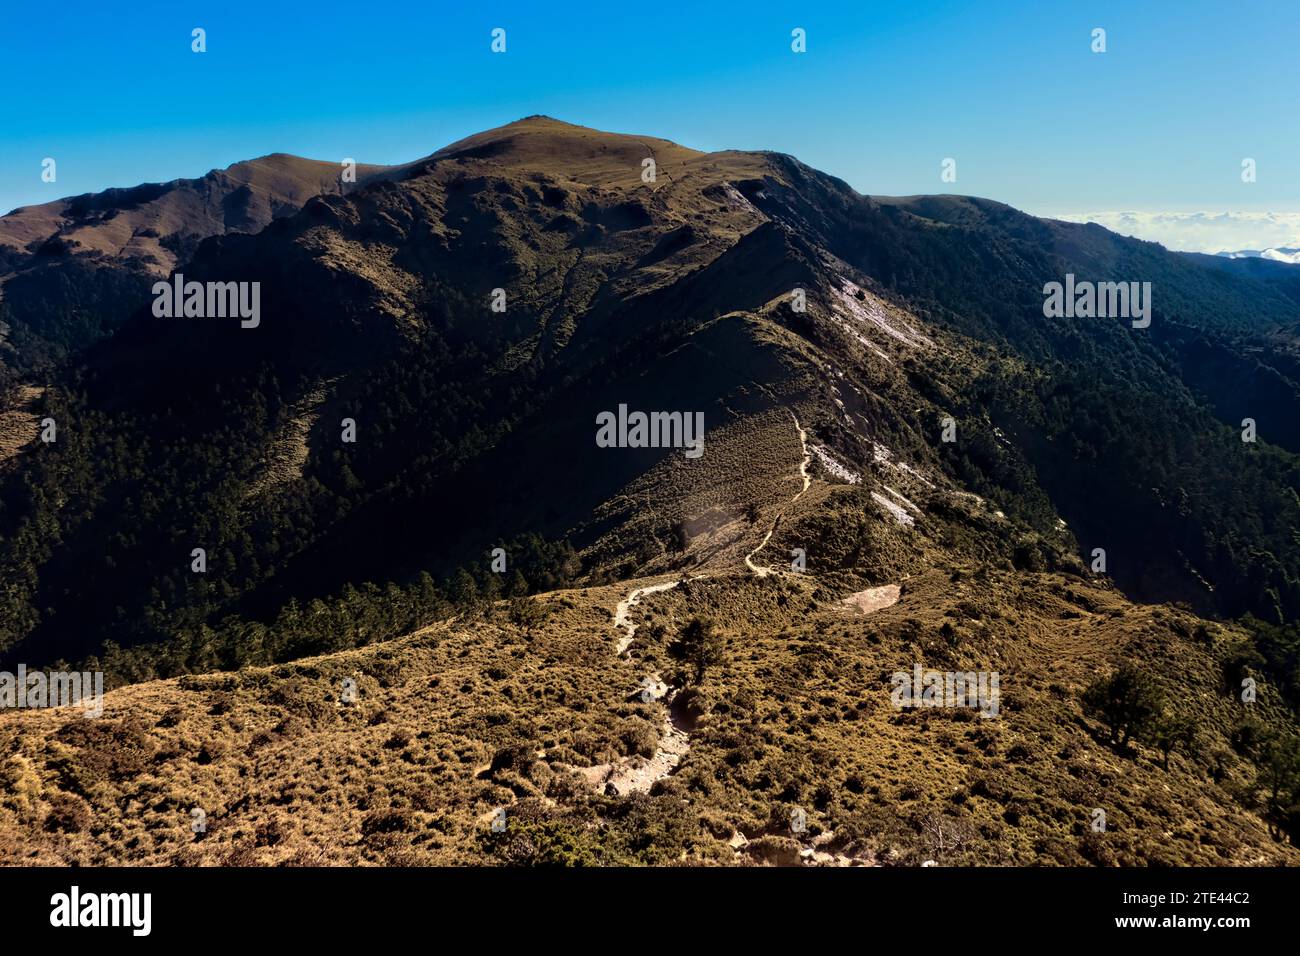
[0,330,583,679]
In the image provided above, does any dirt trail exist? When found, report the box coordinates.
[791,413,811,500]
[603,707,690,795]
[744,411,811,576]
[613,580,680,654]
[728,827,875,867]
[593,578,690,795]
[744,525,778,576]
[598,412,817,795]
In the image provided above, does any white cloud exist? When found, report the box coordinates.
[1051,210,1300,255]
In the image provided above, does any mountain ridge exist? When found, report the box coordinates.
[1,118,1298,864]
[3,117,1299,650]
[0,151,391,376]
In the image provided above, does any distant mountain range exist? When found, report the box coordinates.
[1178,245,1300,305]
[1215,247,1300,264]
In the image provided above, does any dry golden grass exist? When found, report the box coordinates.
[0,155,390,273]
[1,556,1293,866]
[0,385,42,468]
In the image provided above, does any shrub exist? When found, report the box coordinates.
[1142,711,1199,770]
[1252,732,1300,842]
[480,803,599,867]
[1080,665,1164,748]
[670,617,727,685]
[361,809,418,837]
[43,793,90,833]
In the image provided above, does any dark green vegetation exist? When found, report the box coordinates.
[787,190,1300,621]
[1082,664,1173,749]
[669,616,727,685]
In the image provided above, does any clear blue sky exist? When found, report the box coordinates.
[2,0,1297,248]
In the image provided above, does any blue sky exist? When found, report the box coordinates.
[3,0,1297,250]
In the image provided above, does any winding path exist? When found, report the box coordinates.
[599,412,815,793]
[597,578,689,795]
[743,411,812,576]
[613,581,680,654]
[791,413,812,501]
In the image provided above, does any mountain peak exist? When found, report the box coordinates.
[417,116,707,185]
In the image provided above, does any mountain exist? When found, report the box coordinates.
[1216,247,1300,264]
[1,117,1298,865]
[1179,247,1300,306]
[0,153,390,375]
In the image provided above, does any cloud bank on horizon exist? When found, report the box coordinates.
[1053,211,1300,256]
